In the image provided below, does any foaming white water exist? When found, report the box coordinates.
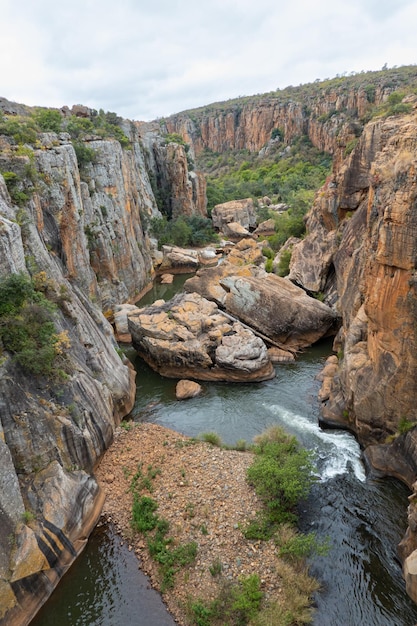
[265,404,366,482]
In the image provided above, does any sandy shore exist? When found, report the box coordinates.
[95,422,288,624]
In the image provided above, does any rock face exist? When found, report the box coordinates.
[220,273,338,351]
[127,292,275,382]
[162,71,413,169]
[287,104,417,597]
[138,122,207,219]
[0,107,210,624]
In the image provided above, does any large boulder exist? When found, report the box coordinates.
[127,292,274,382]
[184,239,265,306]
[186,261,338,351]
[158,245,200,274]
[211,198,257,232]
[219,274,338,351]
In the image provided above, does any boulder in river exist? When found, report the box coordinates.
[176,379,202,400]
[127,292,275,382]
[185,262,338,351]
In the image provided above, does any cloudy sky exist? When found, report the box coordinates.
[1,0,416,121]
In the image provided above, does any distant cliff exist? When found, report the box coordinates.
[163,66,417,170]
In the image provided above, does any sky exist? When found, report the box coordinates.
[1,0,416,122]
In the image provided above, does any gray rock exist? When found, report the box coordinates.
[128,292,274,382]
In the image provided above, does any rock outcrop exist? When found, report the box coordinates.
[138,122,207,219]
[287,103,417,598]
[163,69,417,169]
[127,292,275,382]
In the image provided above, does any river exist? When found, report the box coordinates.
[32,277,417,626]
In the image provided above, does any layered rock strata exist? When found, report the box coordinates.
[0,106,203,624]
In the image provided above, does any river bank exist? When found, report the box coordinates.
[95,421,318,625]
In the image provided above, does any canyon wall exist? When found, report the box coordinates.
[0,109,203,625]
[288,100,417,598]
[162,78,410,169]
[2,68,417,622]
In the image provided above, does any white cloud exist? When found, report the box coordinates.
[0,0,416,121]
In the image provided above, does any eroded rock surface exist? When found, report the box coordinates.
[211,198,257,232]
[128,292,274,382]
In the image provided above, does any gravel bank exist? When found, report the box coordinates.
[95,422,296,624]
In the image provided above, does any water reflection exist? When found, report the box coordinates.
[31,524,174,626]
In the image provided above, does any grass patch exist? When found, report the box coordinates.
[130,470,197,591]
[188,574,263,626]
[200,432,223,447]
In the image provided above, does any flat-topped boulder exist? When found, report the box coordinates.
[127,292,274,382]
[211,198,257,231]
[158,245,200,274]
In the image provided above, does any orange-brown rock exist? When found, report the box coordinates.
[287,106,417,600]
[175,379,202,400]
[211,198,257,232]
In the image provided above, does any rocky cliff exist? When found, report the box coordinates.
[287,99,417,599]
[0,104,203,625]
[3,67,417,621]
[162,67,417,170]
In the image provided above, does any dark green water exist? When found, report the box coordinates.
[31,275,417,625]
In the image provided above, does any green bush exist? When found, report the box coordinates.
[150,215,218,249]
[200,432,223,447]
[33,109,62,133]
[189,575,263,625]
[73,141,97,169]
[0,273,62,375]
[0,115,38,144]
[245,426,315,536]
[277,249,292,277]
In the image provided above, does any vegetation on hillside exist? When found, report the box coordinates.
[0,272,70,376]
[150,214,219,249]
[0,107,131,150]
[171,65,417,121]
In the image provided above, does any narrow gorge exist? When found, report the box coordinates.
[1,66,417,625]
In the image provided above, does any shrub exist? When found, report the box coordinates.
[0,272,65,376]
[188,575,263,625]
[200,432,223,447]
[0,115,38,144]
[33,109,62,133]
[73,141,97,169]
[150,215,218,249]
[245,426,315,535]
[277,249,292,277]
[398,416,417,435]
